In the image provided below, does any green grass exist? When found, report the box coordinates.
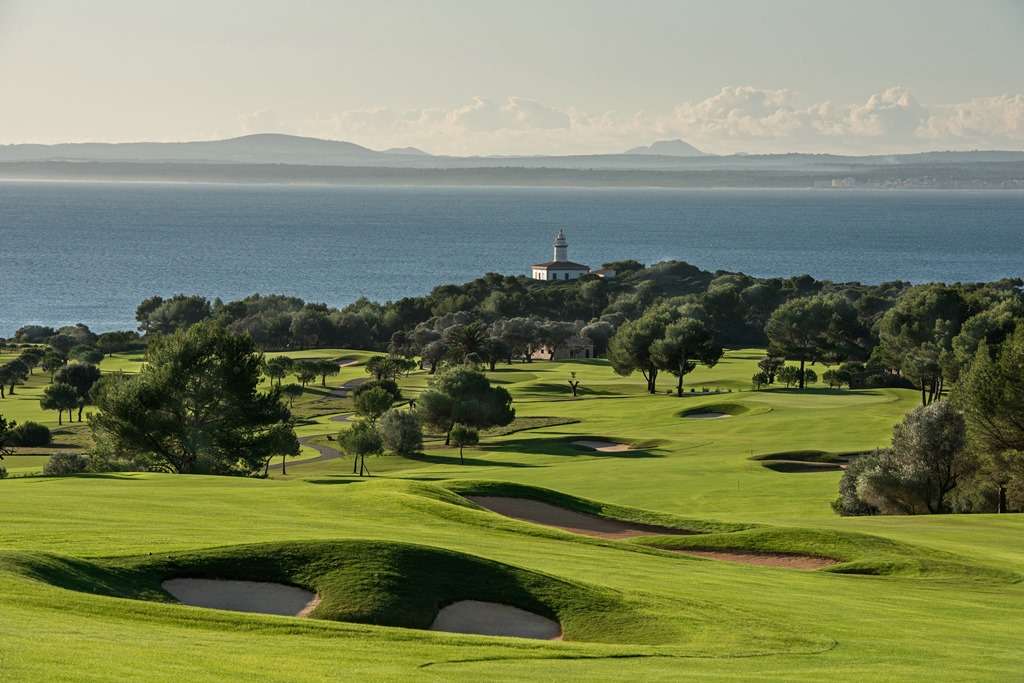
[2,349,1023,681]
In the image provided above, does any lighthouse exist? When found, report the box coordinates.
[530,229,592,281]
[553,228,569,262]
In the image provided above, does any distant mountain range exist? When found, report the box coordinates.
[1,133,1023,188]
[625,139,706,156]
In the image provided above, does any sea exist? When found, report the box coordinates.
[1,181,1022,336]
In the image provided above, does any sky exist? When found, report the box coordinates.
[1,0,1023,155]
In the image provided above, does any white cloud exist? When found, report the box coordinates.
[921,94,1024,146]
[238,88,1024,156]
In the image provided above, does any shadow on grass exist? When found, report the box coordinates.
[403,452,539,468]
[482,436,664,459]
[762,387,883,397]
[303,478,367,486]
[520,382,617,397]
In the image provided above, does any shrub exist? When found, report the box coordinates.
[379,409,423,456]
[11,421,52,447]
[777,365,801,387]
[802,368,818,385]
[354,379,402,402]
[0,463,7,479]
[43,452,89,476]
[832,451,881,516]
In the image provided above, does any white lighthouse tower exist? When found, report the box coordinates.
[553,228,569,262]
[531,229,593,281]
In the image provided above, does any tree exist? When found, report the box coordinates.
[55,362,102,421]
[757,356,785,384]
[41,350,66,380]
[568,371,582,398]
[264,356,292,387]
[421,340,448,374]
[365,354,416,381]
[40,383,78,425]
[96,330,139,356]
[480,337,511,371]
[875,284,968,403]
[650,318,723,396]
[765,295,850,390]
[379,408,423,455]
[751,371,770,390]
[339,421,382,476]
[802,368,818,386]
[417,367,514,445]
[449,424,479,464]
[354,386,394,425]
[89,322,299,475]
[315,360,341,387]
[0,414,14,462]
[822,368,850,388]
[608,312,669,394]
[69,345,104,365]
[18,347,44,375]
[137,294,212,335]
[955,329,1024,511]
[281,383,304,407]
[295,361,318,387]
[444,322,489,363]
[854,402,973,514]
[2,359,29,395]
[777,366,802,387]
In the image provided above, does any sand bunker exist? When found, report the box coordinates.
[683,412,730,420]
[468,496,689,539]
[430,600,561,640]
[162,579,320,617]
[572,440,634,452]
[676,550,836,570]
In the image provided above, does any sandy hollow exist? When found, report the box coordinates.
[683,412,730,420]
[430,600,561,640]
[161,578,320,617]
[467,495,690,539]
[675,549,837,570]
[572,440,634,452]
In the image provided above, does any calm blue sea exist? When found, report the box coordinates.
[1,181,1022,336]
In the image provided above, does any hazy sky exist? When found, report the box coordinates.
[2,0,1023,154]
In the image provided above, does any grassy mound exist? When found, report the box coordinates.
[633,527,1021,582]
[0,540,658,643]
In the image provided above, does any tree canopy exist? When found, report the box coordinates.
[89,322,299,475]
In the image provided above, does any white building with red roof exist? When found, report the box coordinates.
[531,229,611,281]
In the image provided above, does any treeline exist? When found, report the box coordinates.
[7,260,1022,404]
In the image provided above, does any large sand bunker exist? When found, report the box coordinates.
[162,579,320,617]
[572,440,634,452]
[675,550,837,570]
[468,495,689,539]
[430,600,561,640]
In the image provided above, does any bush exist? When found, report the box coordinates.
[354,379,402,402]
[10,421,52,447]
[802,368,817,385]
[777,366,801,387]
[43,452,89,476]
[832,452,881,516]
[379,409,423,456]
[0,463,7,479]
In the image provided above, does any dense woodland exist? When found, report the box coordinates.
[3,258,1023,514]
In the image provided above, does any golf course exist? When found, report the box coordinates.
[1,346,1021,681]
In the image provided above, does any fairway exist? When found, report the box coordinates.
[1,350,1022,681]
